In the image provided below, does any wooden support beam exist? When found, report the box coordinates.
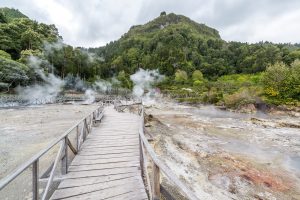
[39,176,67,183]
[64,137,68,174]
[67,138,77,155]
[32,160,39,200]
[152,163,160,200]
[40,162,54,179]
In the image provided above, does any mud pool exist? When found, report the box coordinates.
[146,100,300,200]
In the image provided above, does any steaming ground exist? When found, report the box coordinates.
[0,104,98,179]
[145,100,300,200]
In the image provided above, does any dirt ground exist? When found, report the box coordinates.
[145,100,300,200]
[0,104,99,179]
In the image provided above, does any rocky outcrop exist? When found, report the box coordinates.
[237,103,257,113]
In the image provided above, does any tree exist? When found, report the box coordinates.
[18,49,42,64]
[175,70,188,83]
[0,57,29,92]
[0,50,11,59]
[0,12,7,23]
[289,50,300,62]
[117,70,132,88]
[192,70,203,81]
[160,11,167,16]
[289,60,300,100]
[262,62,289,98]
[21,28,42,50]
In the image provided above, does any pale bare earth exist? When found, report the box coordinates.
[0,104,98,179]
[146,100,300,200]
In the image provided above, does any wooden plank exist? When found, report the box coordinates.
[81,142,139,148]
[78,149,138,156]
[64,167,140,179]
[51,176,142,199]
[80,145,138,152]
[71,156,139,166]
[80,143,139,149]
[52,182,147,200]
[49,106,147,200]
[105,191,147,200]
[85,138,138,142]
[86,132,137,138]
[58,173,137,189]
[68,161,139,172]
[85,136,138,141]
[83,141,139,145]
[73,152,139,160]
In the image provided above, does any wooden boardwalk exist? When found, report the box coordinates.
[50,106,148,200]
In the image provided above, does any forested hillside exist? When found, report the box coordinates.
[0,9,299,107]
[0,7,28,22]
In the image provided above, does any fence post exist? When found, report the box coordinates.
[83,119,87,140]
[152,163,160,200]
[62,137,68,174]
[76,125,79,151]
[32,160,39,200]
[139,135,144,177]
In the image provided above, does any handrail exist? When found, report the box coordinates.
[114,102,199,200]
[0,104,104,199]
[138,106,199,200]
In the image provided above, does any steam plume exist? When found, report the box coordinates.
[17,56,64,101]
[130,68,164,102]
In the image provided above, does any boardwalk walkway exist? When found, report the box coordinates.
[50,106,147,200]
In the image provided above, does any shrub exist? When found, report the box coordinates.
[193,80,203,87]
[224,87,262,108]
[192,70,203,82]
[175,70,188,83]
[0,57,29,91]
[0,50,11,59]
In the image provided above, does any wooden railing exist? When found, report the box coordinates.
[115,102,199,200]
[0,105,104,200]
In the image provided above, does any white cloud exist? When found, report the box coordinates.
[1,0,299,47]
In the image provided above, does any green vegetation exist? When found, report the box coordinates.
[0,8,299,108]
[0,7,28,22]
[262,61,300,105]
[0,57,29,92]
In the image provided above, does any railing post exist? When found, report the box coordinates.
[83,119,87,141]
[32,160,39,200]
[76,125,79,151]
[92,112,95,127]
[139,135,144,176]
[152,163,160,200]
[64,136,68,174]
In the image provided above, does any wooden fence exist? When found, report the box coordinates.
[0,105,104,199]
[114,102,199,200]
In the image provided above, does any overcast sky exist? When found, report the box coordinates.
[1,0,299,47]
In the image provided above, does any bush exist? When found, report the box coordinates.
[202,87,223,104]
[262,60,300,103]
[192,70,203,81]
[175,70,188,83]
[0,50,11,59]
[193,80,203,87]
[0,57,29,91]
[224,87,261,108]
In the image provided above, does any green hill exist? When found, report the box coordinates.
[0,9,299,104]
[0,7,28,22]
[125,13,220,39]
[91,12,225,77]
